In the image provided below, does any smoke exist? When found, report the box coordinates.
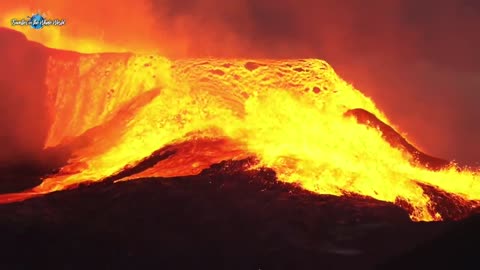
[1,0,479,165]
[0,28,49,168]
[127,0,480,164]
[142,0,480,165]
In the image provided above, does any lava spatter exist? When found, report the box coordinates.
[0,46,478,221]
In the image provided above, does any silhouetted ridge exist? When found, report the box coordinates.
[0,158,420,270]
[345,108,451,170]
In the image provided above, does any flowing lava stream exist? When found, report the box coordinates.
[1,25,479,222]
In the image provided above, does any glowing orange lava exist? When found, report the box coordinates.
[0,5,479,221]
[3,51,473,222]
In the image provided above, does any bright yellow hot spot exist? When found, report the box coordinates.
[23,54,479,222]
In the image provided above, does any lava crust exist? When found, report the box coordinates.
[0,160,453,270]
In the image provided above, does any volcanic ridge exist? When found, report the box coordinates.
[0,27,479,269]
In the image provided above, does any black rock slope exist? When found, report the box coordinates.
[0,160,462,270]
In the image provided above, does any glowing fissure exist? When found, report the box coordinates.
[5,52,480,221]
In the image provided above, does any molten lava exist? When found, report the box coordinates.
[0,26,479,222]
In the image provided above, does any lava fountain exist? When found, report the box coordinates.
[0,28,479,222]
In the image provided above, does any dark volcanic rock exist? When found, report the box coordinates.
[418,182,480,221]
[0,146,71,193]
[0,160,454,270]
[377,213,480,270]
[345,108,451,170]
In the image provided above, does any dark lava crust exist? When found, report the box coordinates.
[0,159,477,270]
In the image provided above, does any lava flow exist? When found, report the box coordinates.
[1,28,479,222]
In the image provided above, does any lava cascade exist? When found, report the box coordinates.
[0,48,475,222]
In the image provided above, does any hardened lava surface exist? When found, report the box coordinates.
[0,159,458,270]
